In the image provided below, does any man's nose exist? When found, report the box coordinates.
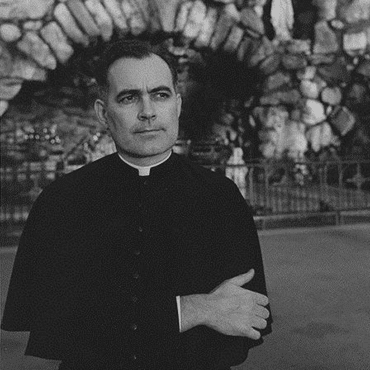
[138,97,156,121]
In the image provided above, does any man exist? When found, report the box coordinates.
[2,40,271,370]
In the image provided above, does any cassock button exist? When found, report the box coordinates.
[131,323,138,331]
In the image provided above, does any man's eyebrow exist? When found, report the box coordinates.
[116,86,173,100]
[148,85,173,94]
[116,89,140,100]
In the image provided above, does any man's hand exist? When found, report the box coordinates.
[180,269,269,340]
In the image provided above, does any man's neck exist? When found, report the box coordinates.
[118,151,172,176]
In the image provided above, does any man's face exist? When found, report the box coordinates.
[95,54,182,165]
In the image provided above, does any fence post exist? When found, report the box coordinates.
[264,162,269,214]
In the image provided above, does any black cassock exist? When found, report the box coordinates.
[2,153,272,370]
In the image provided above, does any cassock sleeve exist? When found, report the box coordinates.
[174,178,272,369]
[1,187,103,362]
[1,190,49,332]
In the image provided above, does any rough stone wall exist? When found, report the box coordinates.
[250,0,370,160]
[1,0,370,160]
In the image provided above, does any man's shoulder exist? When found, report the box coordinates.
[175,155,241,196]
[43,153,118,196]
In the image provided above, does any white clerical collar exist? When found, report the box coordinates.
[118,152,172,176]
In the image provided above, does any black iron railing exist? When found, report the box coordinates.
[1,159,370,241]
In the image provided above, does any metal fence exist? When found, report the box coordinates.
[210,159,370,228]
[1,159,370,242]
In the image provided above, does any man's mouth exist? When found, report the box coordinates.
[135,128,163,134]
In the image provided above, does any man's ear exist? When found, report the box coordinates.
[94,99,108,127]
[176,93,182,118]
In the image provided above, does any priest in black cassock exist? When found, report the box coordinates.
[2,39,272,370]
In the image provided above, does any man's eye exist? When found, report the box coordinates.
[153,92,170,100]
[154,92,170,101]
[120,95,138,104]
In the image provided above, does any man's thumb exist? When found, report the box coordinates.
[228,269,255,286]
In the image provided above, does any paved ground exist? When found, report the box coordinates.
[1,223,370,370]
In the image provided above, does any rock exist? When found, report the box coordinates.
[306,122,333,152]
[246,42,268,67]
[285,39,311,54]
[312,74,328,92]
[261,35,275,56]
[270,0,294,41]
[0,23,21,42]
[313,20,339,54]
[317,58,350,84]
[245,37,273,68]
[23,21,43,31]
[260,89,301,105]
[0,0,54,20]
[0,100,9,116]
[297,66,317,80]
[16,32,57,70]
[284,121,308,160]
[237,36,255,62]
[313,0,337,20]
[356,59,370,78]
[210,4,240,50]
[254,105,289,129]
[54,3,89,46]
[102,0,129,34]
[174,1,193,33]
[146,0,162,33]
[258,53,281,75]
[263,71,292,92]
[300,80,320,99]
[339,0,370,23]
[345,82,368,107]
[223,25,244,53]
[330,19,345,29]
[213,0,235,3]
[182,0,207,40]
[259,118,308,160]
[282,53,307,70]
[343,32,367,54]
[0,44,12,77]
[40,22,74,64]
[321,86,342,105]
[301,99,326,125]
[132,0,151,24]
[309,53,336,65]
[85,0,113,41]
[320,122,334,147]
[194,6,218,48]
[240,7,264,34]
[148,0,177,33]
[66,0,100,37]
[10,56,47,81]
[244,27,262,39]
[246,0,267,6]
[254,5,264,17]
[0,78,22,100]
[121,0,148,36]
[329,106,355,136]
[259,94,281,106]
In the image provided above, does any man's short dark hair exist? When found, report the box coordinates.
[95,39,178,95]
